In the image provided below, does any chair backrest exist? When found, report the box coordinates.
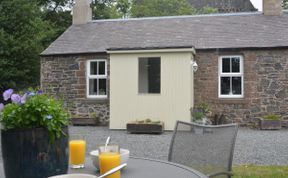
[168,120,238,176]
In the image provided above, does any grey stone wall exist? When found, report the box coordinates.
[41,54,110,123]
[194,48,288,126]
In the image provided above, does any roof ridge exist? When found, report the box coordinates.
[89,11,263,23]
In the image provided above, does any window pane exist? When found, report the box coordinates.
[139,59,148,93]
[99,79,107,95]
[232,77,242,94]
[222,58,230,73]
[89,79,97,95]
[232,57,240,73]
[148,58,161,93]
[139,57,161,94]
[90,62,97,75]
[98,61,105,75]
[221,77,230,95]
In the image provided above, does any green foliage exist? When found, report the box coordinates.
[131,0,196,17]
[284,0,288,9]
[0,0,57,93]
[0,90,69,142]
[195,103,211,114]
[191,103,212,122]
[92,0,121,19]
[116,0,132,18]
[150,120,161,124]
[92,0,218,19]
[36,0,72,42]
[133,119,162,124]
[42,11,72,41]
[145,118,151,123]
[263,114,281,120]
[198,6,218,14]
[90,112,100,123]
[192,111,204,121]
[130,0,218,18]
[91,112,98,119]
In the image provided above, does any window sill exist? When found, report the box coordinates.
[138,93,161,96]
[215,98,247,104]
[82,98,109,104]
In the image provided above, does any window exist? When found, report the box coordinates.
[87,60,107,98]
[138,57,161,94]
[218,56,243,98]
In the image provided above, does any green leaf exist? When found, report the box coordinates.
[0,89,69,142]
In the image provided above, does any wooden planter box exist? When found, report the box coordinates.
[258,118,282,130]
[126,123,164,134]
[281,120,288,127]
[71,118,100,126]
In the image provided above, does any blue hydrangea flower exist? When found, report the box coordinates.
[28,92,35,96]
[21,93,27,104]
[11,94,21,104]
[0,103,4,112]
[3,89,13,101]
[37,90,43,95]
[45,115,53,120]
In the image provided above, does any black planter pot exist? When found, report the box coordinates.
[1,127,69,178]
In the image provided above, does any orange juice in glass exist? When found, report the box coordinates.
[69,137,86,168]
[99,145,121,178]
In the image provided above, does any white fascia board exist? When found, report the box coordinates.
[107,47,196,55]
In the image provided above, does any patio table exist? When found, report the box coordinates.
[69,157,208,178]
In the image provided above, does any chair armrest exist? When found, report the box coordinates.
[208,171,233,178]
[255,117,263,121]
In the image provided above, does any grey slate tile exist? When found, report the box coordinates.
[41,12,288,55]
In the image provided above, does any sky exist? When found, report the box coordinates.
[250,0,262,11]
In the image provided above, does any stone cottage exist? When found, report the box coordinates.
[41,0,288,129]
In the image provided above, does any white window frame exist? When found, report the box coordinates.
[218,55,244,98]
[86,59,107,98]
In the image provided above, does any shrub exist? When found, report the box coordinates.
[0,89,69,142]
[192,111,204,121]
[263,114,281,120]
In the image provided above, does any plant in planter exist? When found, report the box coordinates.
[0,89,69,178]
[258,114,282,130]
[191,103,212,125]
[71,112,101,126]
[91,112,100,125]
[126,119,164,134]
[192,111,205,124]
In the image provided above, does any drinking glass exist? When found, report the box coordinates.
[99,145,121,178]
[69,135,86,168]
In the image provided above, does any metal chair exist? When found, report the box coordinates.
[168,120,238,178]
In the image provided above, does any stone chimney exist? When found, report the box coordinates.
[263,0,283,16]
[73,0,92,25]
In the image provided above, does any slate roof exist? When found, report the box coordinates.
[41,12,288,56]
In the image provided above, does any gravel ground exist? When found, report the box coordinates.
[68,126,288,165]
[0,126,287,177]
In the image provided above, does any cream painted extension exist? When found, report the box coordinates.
[109,50,195,130]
